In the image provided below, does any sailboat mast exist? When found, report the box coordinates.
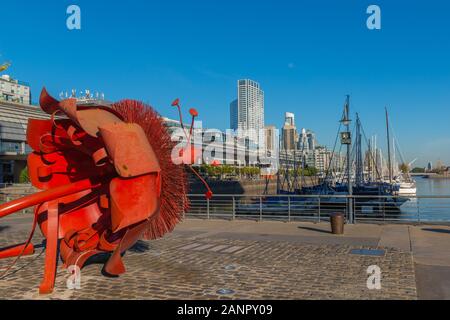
[372,135,378,181]
[368,139,372,182]
[385,107,393,183]
[355,114,363,186]
[393,137,396,178]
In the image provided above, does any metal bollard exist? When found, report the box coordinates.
[330,212,345,235]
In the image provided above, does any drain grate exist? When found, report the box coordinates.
[216,289,235,295]
[349,249,385,257]
[224,264,237,271]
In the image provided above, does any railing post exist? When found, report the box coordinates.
[345,196,349,223]
[346,195,354,224]
[259,196,263,222]
[318,196,321,223]
[288,196,291,222]
[232,196,236,220]
[207,198,210,219]
[417,198,421,223]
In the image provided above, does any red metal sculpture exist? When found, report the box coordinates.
[0,88,211,294]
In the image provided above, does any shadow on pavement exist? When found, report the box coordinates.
[422,228,450,235]
[0,226,10,233]
[297,226,331,234]
[129,240,151,253]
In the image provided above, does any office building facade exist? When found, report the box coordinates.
[282,112,298,151]
[0,74,31,105]
[231,79,264,143]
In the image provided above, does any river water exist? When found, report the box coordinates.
[400,177,450,222]
[415,176,450,196]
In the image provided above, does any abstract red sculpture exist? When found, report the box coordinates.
[0,88,210,294]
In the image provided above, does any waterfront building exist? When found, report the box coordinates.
[297,128,307,150]
[231,79,264,144]
[0,91,110,184]
[0,74,31,105]
[435,160,445,171]
[0,100,48,183]
[162,117,268,168]
[229,99,238,130]
[68,89,109,106]
[282,112,298,151]
[285,112,295,126]
[279,149,305,170]
[264,125,277,153]
[306,130,316,151]
[313,146,332,175]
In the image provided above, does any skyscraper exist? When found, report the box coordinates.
[231,79,264,143]
[264,125,277,152]
[306,130,316,151]
[282,112,298,151]
[285,112,295,126]
[230,99,238,130]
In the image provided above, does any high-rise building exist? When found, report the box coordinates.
[282,112,298,151]
[230,99,238,130]
[313,146,332,174]
[232,79,264,143]
[307,130,316,151]
[264,125,277,152]
[0,74,31,105]
[285,112,295,126]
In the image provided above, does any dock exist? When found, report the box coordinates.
[1,214,449,299]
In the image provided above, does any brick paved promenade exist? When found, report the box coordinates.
[1,215,449,299]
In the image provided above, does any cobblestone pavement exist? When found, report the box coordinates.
[0,219,417,300]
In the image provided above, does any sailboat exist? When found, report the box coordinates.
[239,98,410,218]
[386,109,417,196]
[397,180,417,196]
[297,98,409,212]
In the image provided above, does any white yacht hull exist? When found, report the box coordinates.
[397,182,417,196]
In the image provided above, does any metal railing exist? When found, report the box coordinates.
[186,194,450,224]
[1,190,450,224]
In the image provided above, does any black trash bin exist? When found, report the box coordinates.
[330,213,345,235]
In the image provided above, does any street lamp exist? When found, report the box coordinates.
[340,95,354,224]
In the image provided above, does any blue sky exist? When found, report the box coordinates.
[1,0,450,167]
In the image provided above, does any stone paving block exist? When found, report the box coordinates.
[0,223,418,300]
[178,243,203,250]
[208,245,230,252]
[221,245,244,253]
[192,244,216,251]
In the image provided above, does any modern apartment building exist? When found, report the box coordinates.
[229,99,238,130]
[282,112,298,151]
[264,125,277,153]
[0,74,31,105]
[230,79,264,144]
[0,90,110,183]
[0,101,49,183]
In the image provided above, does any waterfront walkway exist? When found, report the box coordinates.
[1,214,449,299]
